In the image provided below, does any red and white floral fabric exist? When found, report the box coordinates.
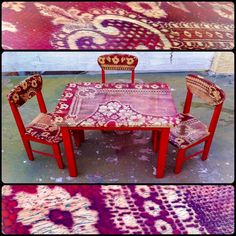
[2,2,234,50]
[52,82,180,128]
[25,113,62,144]
[97,54,138,71]
[186,74,225,106]
[169,113,209,149]
[7,74,43,107]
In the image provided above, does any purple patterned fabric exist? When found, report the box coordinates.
[2,185,234,234]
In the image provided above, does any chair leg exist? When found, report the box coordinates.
[201,136,213,161]
[53,144,64,169]
[72,130,81,148]
[156,131,161,153]
[174,149,185,174]
[22,138,34,161]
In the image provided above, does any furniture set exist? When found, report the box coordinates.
[7,54,225,178]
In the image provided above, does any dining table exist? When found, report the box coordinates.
[52,82,180,178]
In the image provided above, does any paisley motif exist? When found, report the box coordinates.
[2,2,234,49]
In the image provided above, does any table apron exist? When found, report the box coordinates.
[61,126,172,131]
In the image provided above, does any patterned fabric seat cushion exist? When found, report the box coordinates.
[25,113,62,143]
[169,113,209,149]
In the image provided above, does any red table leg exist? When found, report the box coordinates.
[61,126,77,177]
[156,128,170,178]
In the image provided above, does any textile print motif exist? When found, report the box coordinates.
[169,113,209,149]
[52,82,180,128]
[186,74,225,106]
[7,74,42,107]
[2,185,234,234]
[25,113,62,144]
[2,2,234,50]
[97,54,138,71]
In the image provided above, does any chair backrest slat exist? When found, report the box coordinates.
[185,74,225,134]
[7,74,43,107]
[7,74,45,134]
[97,54,138,83]
[186,74,225,106]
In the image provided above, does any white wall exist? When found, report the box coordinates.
[2,52,214,73]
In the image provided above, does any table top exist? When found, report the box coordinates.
[52,82,180,128]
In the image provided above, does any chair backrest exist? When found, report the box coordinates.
[7,74,43,107]
[7,74,47,134]
[184,74,225,133]
[97,54,138,83]
[186,74,225,106]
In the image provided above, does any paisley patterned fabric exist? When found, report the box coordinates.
[51,82,180,128]
[186,74,225,106]
[2,185,234,234]
[2,2,234,50]
[169,113,209,149]
[7,74,43,107]
[25,113,62,143]
[97,54,138,70]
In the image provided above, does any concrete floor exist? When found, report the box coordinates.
[2,72,234,183]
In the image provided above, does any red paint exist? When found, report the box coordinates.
[61,127,78,177]
[156,128,170,178]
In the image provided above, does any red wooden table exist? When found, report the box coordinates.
[52,82,180,178]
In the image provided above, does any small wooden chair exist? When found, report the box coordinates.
[97,54,138,83]
[169,74,225,173]
[153,74,225,174]
[7,74,64,168]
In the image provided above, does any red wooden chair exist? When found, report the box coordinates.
[7,74,64,169]
[97,54,138,83]
[166,74,225,174]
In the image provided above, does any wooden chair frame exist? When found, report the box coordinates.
[7,75,67,168]
[97,53,138,84]
[153,74,225,174]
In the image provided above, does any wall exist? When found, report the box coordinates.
[210,52,234,74]
[2,52,214,73]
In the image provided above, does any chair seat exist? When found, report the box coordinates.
[169,113,209,149]
[25,113,62,143]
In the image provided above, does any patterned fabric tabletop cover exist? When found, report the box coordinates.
[52,82,180,128]
[2,185,234,234]
[2,2,234,50]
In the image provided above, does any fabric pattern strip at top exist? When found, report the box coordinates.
[2,2,234,50]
